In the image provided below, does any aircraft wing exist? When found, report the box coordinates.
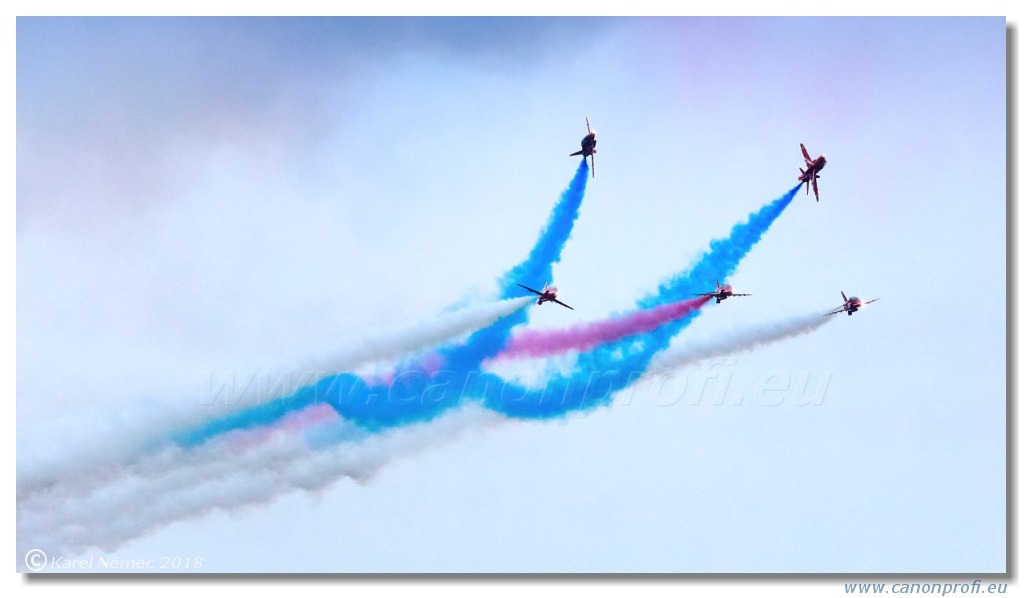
[516,283,544,296]
[552,298,574,310]
[812,175,820,202]
[801,143,812,162]
[589,154,595,178]
[825,306,846,316]
[863,298,880,306]
[732,293,752,297]
[693,292,715,297]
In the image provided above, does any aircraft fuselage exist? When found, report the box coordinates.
[572,133,596,157]
[580,134,596,156]
[799,156,826,182]
[536,289,559,305]
[798,143,826,201]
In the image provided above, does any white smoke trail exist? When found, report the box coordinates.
[17,297,531,499]
[17,404,507,562]
[647,311,832,376]
[301,296,533,373]
[18,306,831,560]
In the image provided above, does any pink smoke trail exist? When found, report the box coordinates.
[226,403,341,452]
[495,296,711,360]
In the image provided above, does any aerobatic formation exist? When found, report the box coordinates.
[17,123,878,560]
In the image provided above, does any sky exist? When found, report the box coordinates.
[13,14,1009,582]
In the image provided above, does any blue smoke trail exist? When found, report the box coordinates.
[499,157,590,297]
[175,160,590,444]
[637,184,800,309]
[311,183,800,425]
[477,183,801,418]
[439,157,590,370]
[179,183,798,443]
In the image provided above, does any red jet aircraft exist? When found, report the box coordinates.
[798,143,826,202]
[693,280,751,304]
[517,283,574,310]
[569,118,597,177]
[826,291,879,316]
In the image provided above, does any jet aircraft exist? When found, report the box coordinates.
[569,118,597,177]
[517,283,574,310]
[693,280,751,304]
[798,143,827,201]
[826,291,879,316]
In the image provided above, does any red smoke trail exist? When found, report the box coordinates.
[496,296,711,360]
